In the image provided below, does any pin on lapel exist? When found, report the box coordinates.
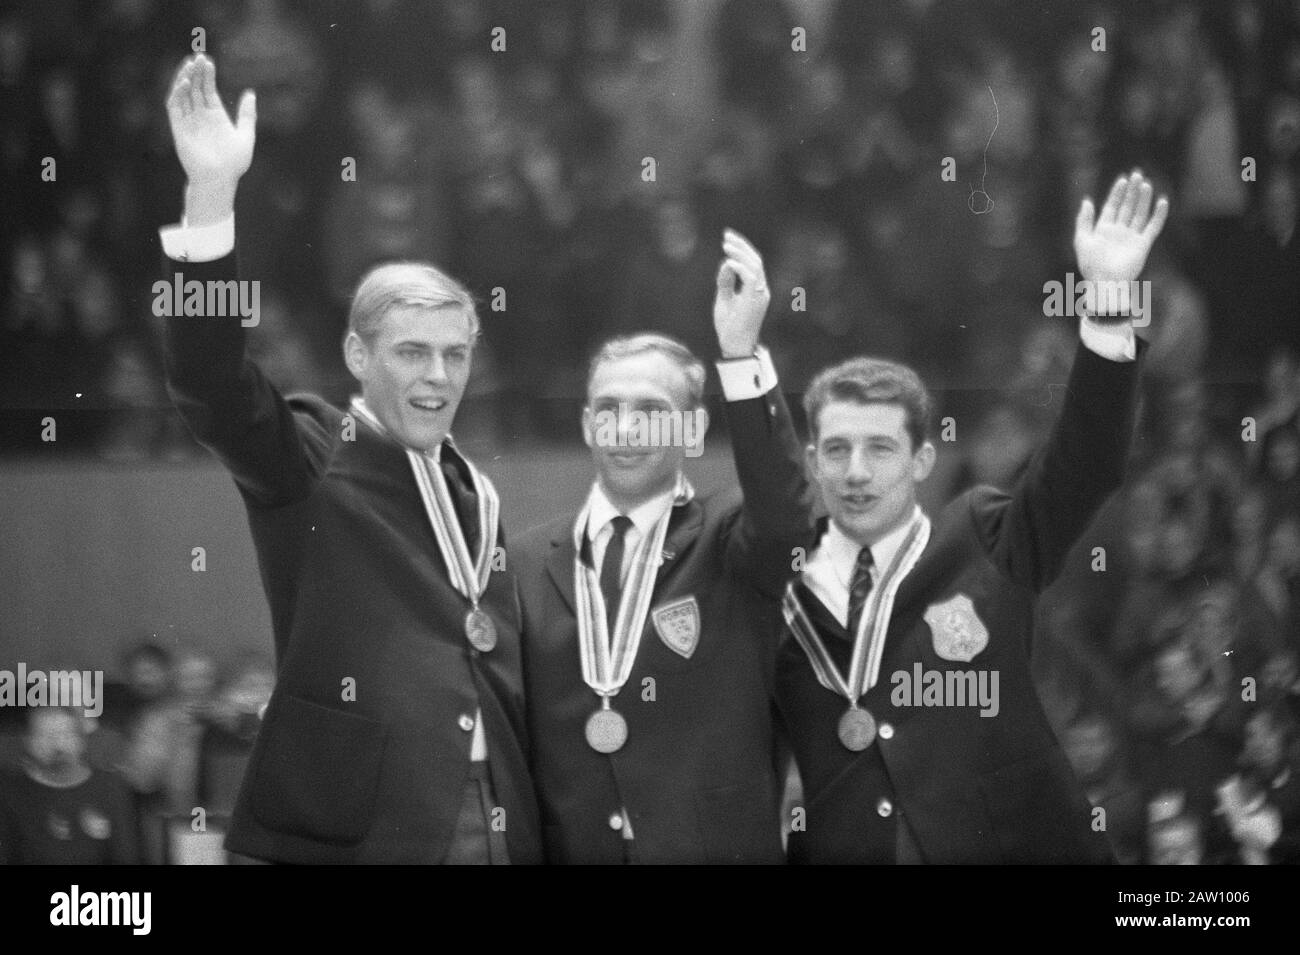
[661,549,676,562]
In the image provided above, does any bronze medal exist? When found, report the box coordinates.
[465,607,497,652]
[837,707,877,751]
[585,707,628,754]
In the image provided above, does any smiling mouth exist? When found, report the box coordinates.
[842,493,877,509]
[607,449,652,464]
[409,397,448,412]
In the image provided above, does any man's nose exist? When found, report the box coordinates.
[845,447,872,483]
[422,352,449,384]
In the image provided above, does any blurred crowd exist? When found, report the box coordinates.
[0,642,274,863]
[2,0,1297,449]
[1,0,1299,863]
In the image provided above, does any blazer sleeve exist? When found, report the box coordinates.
[721,386,817,598]
[970,337,1145,593]
[160,252,328,507]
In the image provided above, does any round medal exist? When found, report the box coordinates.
[837,707,877,751]
[585,707,628,754]
[465,607,497,652]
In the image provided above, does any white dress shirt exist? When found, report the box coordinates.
[802,504,923,630]
[584,482,676,584]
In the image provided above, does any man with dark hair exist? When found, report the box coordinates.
[777,170,1168,863]
[0,708,138,864]
[515,230,815,863]
[153,54,540,863]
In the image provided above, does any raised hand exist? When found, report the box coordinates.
[1074,169,1169,285]
[166,54,256,225]
[713,229,772,359]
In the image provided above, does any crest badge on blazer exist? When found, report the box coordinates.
[924,593,989,662]
[652,595,701,659]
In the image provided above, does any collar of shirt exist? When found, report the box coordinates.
[349,396,457,460]
[584,480,677,575]
[585,480,676,544]
[802,505,923,629]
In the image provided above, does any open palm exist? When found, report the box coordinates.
[1073,170,1169,284]
[166,54,256,187]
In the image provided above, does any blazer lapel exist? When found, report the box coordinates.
[548,495,705,619]
[544,527,578,616]
[653,499,705,591]
[794,580,852,645]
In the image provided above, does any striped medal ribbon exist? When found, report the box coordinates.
[573,476,694,754]
[350,397,501,652]
[782,511,931,751]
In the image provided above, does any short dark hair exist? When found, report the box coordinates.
[803,357,933,450]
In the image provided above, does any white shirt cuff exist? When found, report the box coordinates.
[716,346,778,401]
[159,214,235,263]
[1078,316,1136,362]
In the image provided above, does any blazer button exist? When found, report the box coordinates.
[878,722,894,740]
[458,714,475,732]
[608,812,624,831]
[876,798,893,818]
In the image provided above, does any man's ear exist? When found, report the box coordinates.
[581,406,595,449]
[804,443,819,481]
[913,440,937,482]
[343,331,368,382]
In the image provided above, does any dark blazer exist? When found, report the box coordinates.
[161,252,542,864]
[514,387,815,863]
[776,341,1144,864]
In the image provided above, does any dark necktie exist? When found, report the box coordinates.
[440,446,480,556]
[846,546,875,635]
[601,515,633,633]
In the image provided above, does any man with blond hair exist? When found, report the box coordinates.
[156,54,540,863]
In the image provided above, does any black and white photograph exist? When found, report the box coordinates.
[0,0,1296,931]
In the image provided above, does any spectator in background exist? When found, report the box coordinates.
[220,0,330,304]
[1259,416,1300,515]
[765,216,888,390]
[197,653,275,821]
[1061,711,1144,864]
[1255,514,1300,642]
[120,648,220,861]
[1248,348,1300,467]
[1147,791,1205,865]
[0,707,138,864]
[1219,706,1300,864]
[613,193,716,362]
[322,79,453,306]
[121,648,219,815]
[1129,621,1245,862]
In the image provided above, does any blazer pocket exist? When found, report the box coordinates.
[249,695,387,846]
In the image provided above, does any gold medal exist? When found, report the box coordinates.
[585,706,628,754]
[465,607,497,653]
[837,706,876,751]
